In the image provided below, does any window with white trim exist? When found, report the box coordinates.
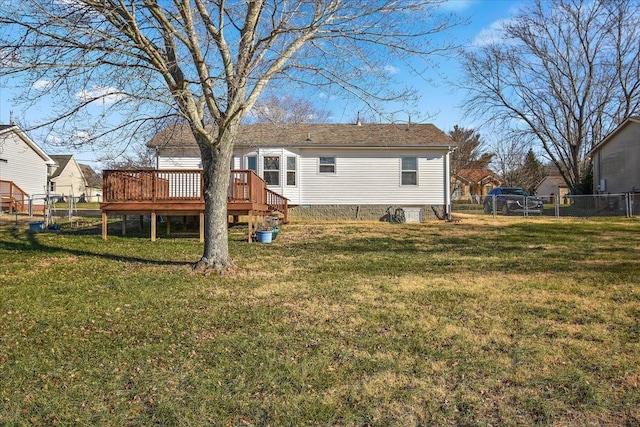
[263,156,280,186]
[286,156,296,186]
[246,155,257,172]
[319,156,335,174]
[401,157,418,185]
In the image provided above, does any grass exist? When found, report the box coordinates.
[1,214,639,426]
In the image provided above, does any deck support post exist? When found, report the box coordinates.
[166,216,171,237]
[102,212,108,240]
[151,211,157,242]
[199,213,204,243]
[122,215,127,235]
[248,212,253,243]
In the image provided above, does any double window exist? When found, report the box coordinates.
[319,156,335,174]
[401,157,417,186]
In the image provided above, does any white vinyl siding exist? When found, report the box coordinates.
[0,131,50,198]
[158,156,202,169]
[50,159,86,198]
[155,146,450,206]
[298,149,446,205]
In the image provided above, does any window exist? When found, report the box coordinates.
[319,156,335,174]
[263,156,280,186]
[286,156,296,186]
[401,157,417,185]
[246,155,257,172]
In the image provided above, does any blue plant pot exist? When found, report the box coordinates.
[256,230,272,243]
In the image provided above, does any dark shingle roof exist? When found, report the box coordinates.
[49,155,73,179]
[147,123,453,148]
[79,164,102,188]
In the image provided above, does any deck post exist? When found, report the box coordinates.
[122,215,127,235]
[102,212,108,240]
[248,212,253,243]
[166,216,171,237]
[199,212,204,243]
[151,211,157,242]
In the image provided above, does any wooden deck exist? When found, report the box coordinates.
[100,169,288,241]
[0,180,28,213]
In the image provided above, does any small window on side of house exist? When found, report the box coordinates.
[286,156,296,186]
[247,155,257,172]
[319,156,335,174]
[401,157,418,186]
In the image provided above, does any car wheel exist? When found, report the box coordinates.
[484,203,491,214]
[502,204,510,216]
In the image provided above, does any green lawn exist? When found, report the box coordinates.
[1,215,639,426]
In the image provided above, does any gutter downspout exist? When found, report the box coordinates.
[445,146,455,220]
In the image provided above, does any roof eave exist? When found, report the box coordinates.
[589,117,640,156]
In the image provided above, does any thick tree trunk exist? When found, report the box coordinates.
[192,127,236,273]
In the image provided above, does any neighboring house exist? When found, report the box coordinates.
[49,155,102,202]
[148,123,456,219]
[535,170,569,203]
[452,168,501,203]
[78,164,102,202]
[590,116,640,194]
[0,124,56,210]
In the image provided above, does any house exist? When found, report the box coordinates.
[0,124,56,212]
[535,169,569,203]
[452,168,501,203]
[590,117,640,194]
[147,123,456,220]
[49,155,102,202]
[78,164,102,202]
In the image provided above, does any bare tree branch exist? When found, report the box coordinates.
[460,0,640,194]
[0,0,459,272]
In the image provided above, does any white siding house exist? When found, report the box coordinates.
[148,123,456,218]
[590,117,640,194]
[0,124,56,199]
[49,155,103,202]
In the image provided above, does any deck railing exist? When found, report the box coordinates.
[102,169,288,216]
[103,169,202,202]
[0,180,28,212]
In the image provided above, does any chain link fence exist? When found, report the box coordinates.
[453,193,639,218]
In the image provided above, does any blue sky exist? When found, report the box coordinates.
[0,0,523,169]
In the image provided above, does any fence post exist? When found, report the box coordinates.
[492,194,496,218]
[555,195,560,218]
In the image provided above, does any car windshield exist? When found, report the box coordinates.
[502,188,528,196]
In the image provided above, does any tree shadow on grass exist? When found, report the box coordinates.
[0,228,193,267]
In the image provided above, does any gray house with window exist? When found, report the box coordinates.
[148,123,455,219]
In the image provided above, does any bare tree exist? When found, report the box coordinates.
[489,136,529,188]
[101,144,156,170]
[0,0,457,273]
[248,93,331,124]
[461,0,640,194]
